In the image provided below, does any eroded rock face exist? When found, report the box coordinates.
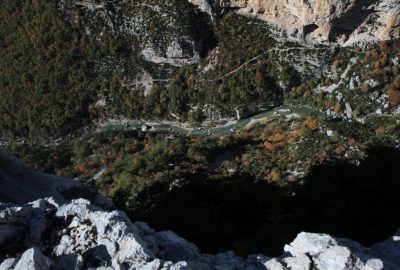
[189,0,400,45]
[0,151,80,204]
[1,197,400,270]
[13,248,53,270]
[62,0,215,67]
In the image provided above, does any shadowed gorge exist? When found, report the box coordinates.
[129,147,400,256]
[1,0,400,268]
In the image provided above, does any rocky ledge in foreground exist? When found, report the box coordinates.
[1,197,399,270]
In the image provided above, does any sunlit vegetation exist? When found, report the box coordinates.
[4,109,398,201]
[0,1,290,139]
[287,39,400,116]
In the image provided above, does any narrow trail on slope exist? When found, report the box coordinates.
[200,46,329,83]
[121,46,332,86]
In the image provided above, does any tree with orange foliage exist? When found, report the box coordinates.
[375,126,385,135]
[334,103,342,113]
[387,89,400,106]
[325,101,333,108]
[263,142,274,151]
[305,117,319,130]
[393,79,400,89]
[303,90,311,97]
[379,41,389,53]
[332,59,342,67]
[255,70,264,86]
[269,169,281,182]
[360,83,369,93]
[335,146,346,155]
[268,131,286,143]
[241,154,251,167]
[74,163,88,174]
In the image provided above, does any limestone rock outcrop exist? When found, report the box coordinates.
[1,197,400,270]
[0,151,79,204]
[189,0,400,45]
[63,0,215,67]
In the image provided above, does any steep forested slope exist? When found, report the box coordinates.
[0,0,215,139]
[0,0,337,140]
[0,0,98,138]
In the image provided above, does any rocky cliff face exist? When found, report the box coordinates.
[189,0,400,45]
[0,151,79,204]
[62,0,214,67]
[1,197,400,270]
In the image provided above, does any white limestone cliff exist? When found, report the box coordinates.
[1,197,400,269]
[189,0,400,45]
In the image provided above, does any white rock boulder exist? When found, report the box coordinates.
[1,197,400,270]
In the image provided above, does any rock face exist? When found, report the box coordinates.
[189,0,400,45]
[0,151,80,204]
[1,197,400,270]
[63,0,214,67]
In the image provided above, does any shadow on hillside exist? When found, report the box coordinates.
[329,0,379,41]
[130,147,400,257]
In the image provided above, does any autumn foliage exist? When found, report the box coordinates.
[305,117,320,130]
[375,126,385,135]
[387,89,400,106]
[334,103,342,113]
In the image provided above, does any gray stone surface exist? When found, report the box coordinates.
[189,0,400,46]
[0,258,16,270]
[0,197,399,270]
[13,248,53,270]
[0,151,80,204]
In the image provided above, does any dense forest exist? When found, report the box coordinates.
[1,1,399,140]
[0,0,99,139]
[0,1,289,140]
